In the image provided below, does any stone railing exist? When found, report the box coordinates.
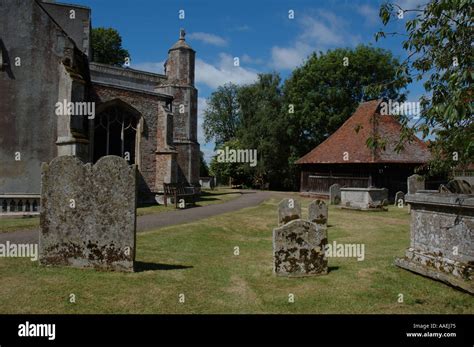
[0,194,40,216]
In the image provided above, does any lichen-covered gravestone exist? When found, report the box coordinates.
[273,199,328,277]
[308,199,328,229]
[277,198,301,225]
[39,156,137,272]
[407,174,425,195]
[329,184,341,205]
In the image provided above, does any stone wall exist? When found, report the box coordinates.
[0,0,88,195]
[91,84,175,198]
[39,155,137,271]
[41,1,92,56]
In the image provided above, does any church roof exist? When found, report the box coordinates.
[296,99,431,165]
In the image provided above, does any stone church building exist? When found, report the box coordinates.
[0,0,200,211]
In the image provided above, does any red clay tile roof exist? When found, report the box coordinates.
[296,100,431,165]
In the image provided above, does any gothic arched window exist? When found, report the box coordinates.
[93,100,141,164]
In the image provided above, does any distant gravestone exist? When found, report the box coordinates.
[278,198,301,225]
[394,191,405,206]
[407,174,425,195]
[39,156,137,272]
[329,184,341,205]
[308,200,328,227]
[273,219,328,277]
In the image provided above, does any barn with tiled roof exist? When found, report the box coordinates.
[296,100,431,198]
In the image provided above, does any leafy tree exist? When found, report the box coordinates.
[91,27,130,66]
[237,73,293,189]
[202,83,241,147]
[282,45,409,161]
[199,151,210,177]
[209,139,250,186]
[377,0,473,175]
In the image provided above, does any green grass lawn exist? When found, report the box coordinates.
[0,188,242,231]
[0,193,472,314]
[0,216,40,233]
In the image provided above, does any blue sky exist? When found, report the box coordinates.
[71,0,427,162]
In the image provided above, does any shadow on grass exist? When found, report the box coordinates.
[134,261,193,272]
[328,266,339,273]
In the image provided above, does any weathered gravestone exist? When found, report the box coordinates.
[277,198,301,225]
[394,191,405,207]
[308,199,328,229]
[273,200,328,277]
[407,174,425,195]
[329,184,341,205]
[39,156,137,272]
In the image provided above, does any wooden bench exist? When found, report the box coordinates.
[163,183,197,208]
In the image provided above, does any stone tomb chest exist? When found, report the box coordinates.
[340,187,388,210]
[396,192,473,293]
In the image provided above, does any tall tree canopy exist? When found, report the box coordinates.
[91,27,130,67]
[202,83,241,147]
[237,73,292,189]
[377,0,473,175]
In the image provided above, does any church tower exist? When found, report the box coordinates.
[156,29,200,187]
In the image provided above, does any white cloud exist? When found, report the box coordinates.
[241,54,264,65]
[270,11,361,70]
[196,53,258,89]
[270,42,312,70]
[355,4,380,26]
[188,32,228,46]
[131,61,165,74]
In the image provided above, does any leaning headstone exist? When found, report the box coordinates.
[407,174,425,195]
[278,198,301,225]
[394,191,405,206]
[308,199,328,228]
[273,219,328,277]
[329,184,341,205]
[39,156,137,272]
